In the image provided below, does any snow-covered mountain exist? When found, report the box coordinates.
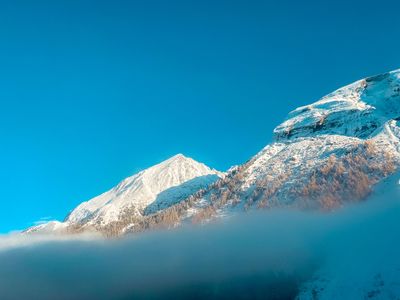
[24,221,68,234]
[26,69,400,236]
[166,69,400,225]
[26,154,222,234]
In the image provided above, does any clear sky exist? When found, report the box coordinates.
[0,0,399,232]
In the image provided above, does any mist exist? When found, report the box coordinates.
[1,196,400,299]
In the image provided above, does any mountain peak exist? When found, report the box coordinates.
[160,153,192,165]
[274,69,400,142]
[170,153,186,159]
[144,153,217,178]
[61,153,222,228]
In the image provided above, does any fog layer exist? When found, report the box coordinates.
[1,196,400,299]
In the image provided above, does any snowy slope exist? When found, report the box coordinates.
[183,69,400,218]
[274,70,400,141]
[26,154,222,234]
[24,221,68,234]
[247,69,400,195]
[66,154,221,227]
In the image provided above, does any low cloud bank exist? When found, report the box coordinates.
[1,197,400,299]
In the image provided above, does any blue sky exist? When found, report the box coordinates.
[0,0,399,232]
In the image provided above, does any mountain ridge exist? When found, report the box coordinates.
[25,154,223,234]
[26,68,400,236]
[183,69,400,219]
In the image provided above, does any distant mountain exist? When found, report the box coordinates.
[25,154,222,235]
[26,69,400,236]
